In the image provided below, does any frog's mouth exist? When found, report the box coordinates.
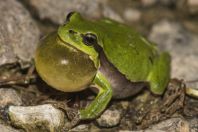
[57,34,80,52]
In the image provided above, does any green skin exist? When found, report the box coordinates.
[35,12,170,120]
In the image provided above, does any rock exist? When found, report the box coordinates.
[126,118,191,132]
[120,101,130,110]
[0,0,40,66]
[28,0,107,24]
[146,118,190,131]
[188,118,198,132]
[8,104,65,132]
[0,88,22,108]
[188,0,198,5]
[123,8,142,22]
[102,5,123,23]
[96,109,121,127]
[0,123,20,132]
[184,97,198,117]
[27,0,124,24]
[187,0,198,14]
[149,20,198,86]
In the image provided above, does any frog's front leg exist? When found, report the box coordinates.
[80,71,113,120]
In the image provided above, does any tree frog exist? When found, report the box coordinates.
[34,12,170,120]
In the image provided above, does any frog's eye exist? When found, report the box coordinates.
[82,33,98,46]
[65,12,75,23]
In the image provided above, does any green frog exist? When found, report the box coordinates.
[34,12,171,121]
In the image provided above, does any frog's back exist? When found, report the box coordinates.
[96,19,157,82]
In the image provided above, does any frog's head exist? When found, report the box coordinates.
[58,12,100,67]
[34,12,101,92]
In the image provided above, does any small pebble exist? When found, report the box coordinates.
[124,8,141,22]
[70,124,89,132]
[96,109,121,127]
[0,89,22,108]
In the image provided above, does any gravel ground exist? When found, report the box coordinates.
[0,0,198,131]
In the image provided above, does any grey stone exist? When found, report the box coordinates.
[149,20,198,85]
[28,0,107,24]
[0,0,40,66]
[96,109,121,127]
[125,118,190,132]
[8,104,65,132]
[27,0,124,24]
[146,118,190,132]
[0,88,22,108]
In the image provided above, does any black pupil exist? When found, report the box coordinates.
[83,33,97,46]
